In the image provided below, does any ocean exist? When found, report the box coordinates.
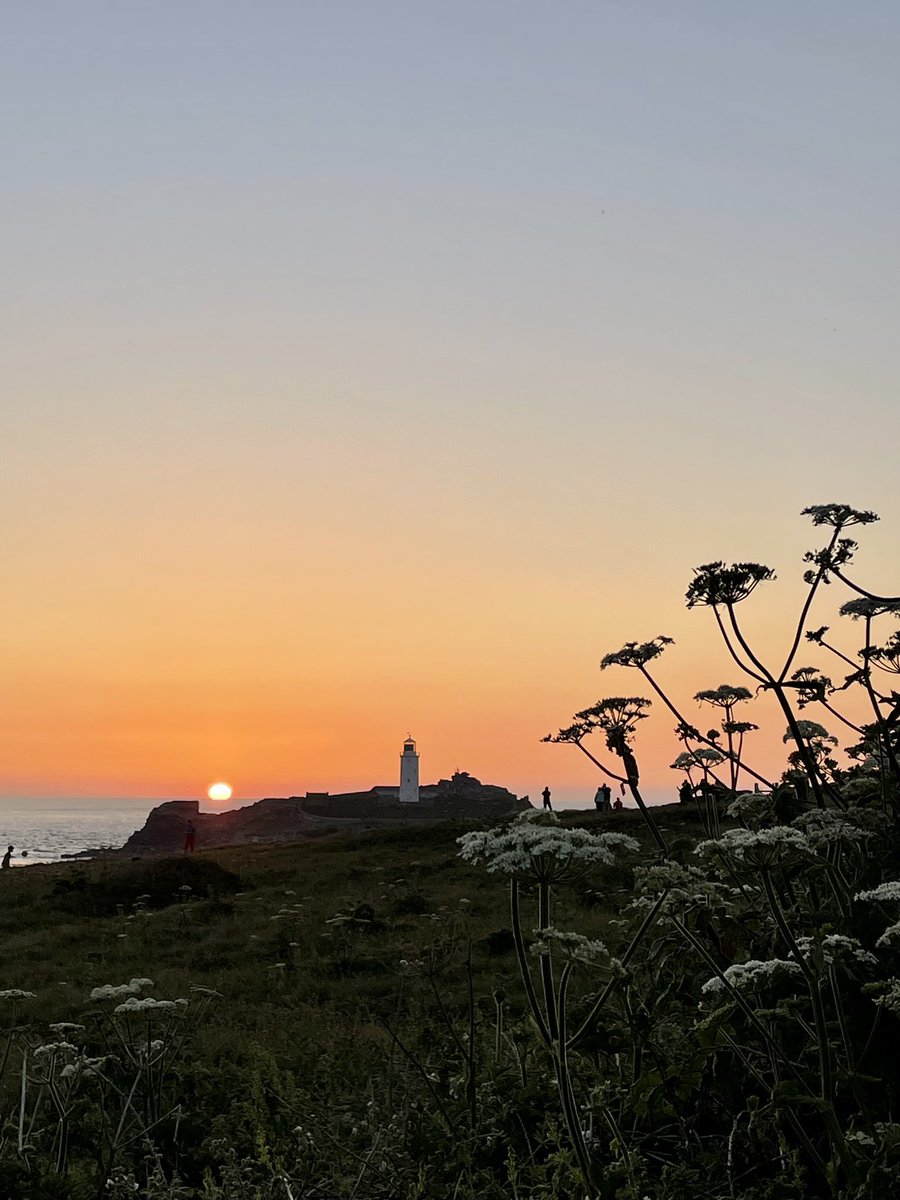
[0,798,187,866]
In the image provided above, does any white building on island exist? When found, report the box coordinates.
[399,735,420,804]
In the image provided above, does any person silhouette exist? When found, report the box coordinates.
[594,784,612,812]
[184,821,196,853]
[541,786,552,811]
[1,845,13,869]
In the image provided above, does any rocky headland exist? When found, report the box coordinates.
[122,772,529,855]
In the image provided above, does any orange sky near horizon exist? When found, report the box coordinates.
[3,501,896,803]
[3,5,899,803]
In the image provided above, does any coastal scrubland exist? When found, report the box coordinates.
[4,502,900,1199]
[0,808,677,1198]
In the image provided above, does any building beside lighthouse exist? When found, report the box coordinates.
[295,733,528,819]
[399,735,420,804]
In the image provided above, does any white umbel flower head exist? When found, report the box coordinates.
[876,922,900,948]
[795,934,877,969]
[113,997,188,1014]
[792,810,872,849]
[726,791,774,826]
[695,827,812,870]
[529,928,620,969]
[856,881,900,904]
[89,978,154,1002]
[701,958,801,997]
[870,979,900,1014]
[458,823,639,883]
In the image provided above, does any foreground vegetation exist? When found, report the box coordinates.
[0,810,675,1198]
[3,501,900,1199]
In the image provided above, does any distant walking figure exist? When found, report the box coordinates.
[184,821,196,854]
[541,786,552,811]
[594,784,612,812]
[1,846,12,869]
[678,780,694,805]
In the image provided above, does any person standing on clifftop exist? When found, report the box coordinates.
[594,784,612,812]
[541,786,552,811]
[184,821,196,854]
[1,846,12,869]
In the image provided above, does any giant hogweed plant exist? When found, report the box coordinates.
[458,814,644,1195]
[0,979,217,1196]
[463,504,900,1199]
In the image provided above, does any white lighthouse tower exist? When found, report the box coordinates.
[399,735,420,804]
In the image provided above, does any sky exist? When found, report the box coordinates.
[2,3,899,805]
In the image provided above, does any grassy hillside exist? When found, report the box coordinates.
[3,797,896,1200]
[0,808,698,1199]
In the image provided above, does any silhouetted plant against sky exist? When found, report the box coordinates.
[600,636,774,793]
[547,697,667,854]
[680,510,889,807]
[685,561,776,610]
[694,684,757,795]
[504,504,900,1196]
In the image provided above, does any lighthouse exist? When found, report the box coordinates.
[399,735,420,804]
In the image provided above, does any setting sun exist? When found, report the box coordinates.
[207,782,233,802]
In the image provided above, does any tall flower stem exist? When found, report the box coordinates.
[727,604,833,807]
[569,890,668,1051]
[779,526,841,683]
[672,918,805,1087]
[538,880,559,1042]
[639,664,773,789]
[574,741,627,785]
[712,606,767,686]
[830,569,900,604]
[759,872,856,1187]
[509,879,552,1048]
[626,778,669,857]
[859,614,900,792]
[556,963,596,1196]
[759,873,831,1103]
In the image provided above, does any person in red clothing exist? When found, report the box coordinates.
[184,820,196,853]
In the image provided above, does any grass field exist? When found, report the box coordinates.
[12,797,892,1200]
[0,806,714,1198]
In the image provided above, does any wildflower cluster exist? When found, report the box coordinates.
[113,997,188,1015]
[695,826,812,870]
[632,861,734,916]
[794,934,877,969]
[457,822,639,883]
[791,809,872,848]
[529,928,620,969]
[868,979,900,1015]
[856,881,900,903]
[89,978,154,1001]
[726,790,774,825]
[701,958,801,997]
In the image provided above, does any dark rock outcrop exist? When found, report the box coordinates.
[122,775,528,855]
[430,772,529,819]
